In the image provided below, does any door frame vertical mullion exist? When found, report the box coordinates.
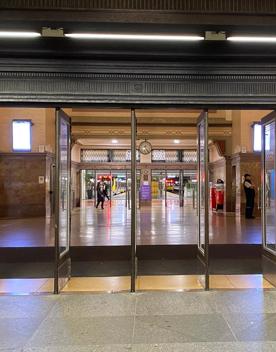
[131,108,137,292]
[261,122,265,249]
[204,109,210,290]
[54,107,61,294]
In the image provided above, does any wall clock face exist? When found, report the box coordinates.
[139,141,152,155]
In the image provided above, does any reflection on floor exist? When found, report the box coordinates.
[0,198,262,247]
[0,275,273,294]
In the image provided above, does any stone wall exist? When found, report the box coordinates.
[0,152,54,218]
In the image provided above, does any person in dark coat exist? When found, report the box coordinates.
[103,181,110,200]
[243,174,255,219]
[96,183,106,209]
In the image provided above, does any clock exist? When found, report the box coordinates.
[139,140,152,155]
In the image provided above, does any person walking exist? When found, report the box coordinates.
[243,174,255,219]
[96,182,106,209]
[103,181,110,200]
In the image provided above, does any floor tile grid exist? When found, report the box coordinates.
[3,292,276,349]
[222,312,239,342]
[131,293,138,347]
[131,292,237,345]
[19,296,64,351]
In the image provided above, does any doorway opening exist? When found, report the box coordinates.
[0,106,275,293]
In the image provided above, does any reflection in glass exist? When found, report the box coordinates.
[264,121,276,253]
[59,119,70,256]
[198,120,206,253]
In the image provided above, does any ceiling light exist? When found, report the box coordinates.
[65,33,204,41]
[112,139,118,144]
[174,139,180,144]
[0,31,41,38]
[227,36,276,43]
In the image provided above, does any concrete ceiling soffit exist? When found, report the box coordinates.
[2,0,276,14]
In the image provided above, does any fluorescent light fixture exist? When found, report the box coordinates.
[65,33,204,41]
[12,120,32,151]
[174,139,180,144]
[112,139,118,144]
[0,31,41,38]
[228,36,276,43]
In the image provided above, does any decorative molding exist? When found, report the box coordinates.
[72,125,231,139]
[2,0,276,14]
[1,67,276,105]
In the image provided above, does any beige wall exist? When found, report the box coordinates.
[0,107,56,153]
[231,110,242,154]
[209,143,224,163]
[45,108,55,153]
[140,152,152,163]
[71,144,81,162]
[231,110,271,154]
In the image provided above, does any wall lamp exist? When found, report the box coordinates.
[65,33,204,41]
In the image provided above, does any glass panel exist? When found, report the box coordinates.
[126,150,140,162]
[198,120,206,254]
[81,149,109,162]
[182,150,197,163]
[183,169,197,206]
[264,121,276,253]
[165,150,178,162]
[59,118,70,256]
[152,150,179,162]
[112,150,128,162]
[152,149,166,162]
[112,150,140,162]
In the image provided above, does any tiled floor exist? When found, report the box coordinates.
[1,290,276,350]
[0,198,262,247]
[0,275,273,294]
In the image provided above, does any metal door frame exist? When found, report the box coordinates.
[130,108,137,291]
[197,109,209,290]
[54,108,72,294]
[261,112,276,260]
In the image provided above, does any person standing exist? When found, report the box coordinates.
[243,174,255,219]
[96,182,105,209]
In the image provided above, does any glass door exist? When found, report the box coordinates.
[54,108,71,293]
[197,110,209,290]
[261,112,276,287]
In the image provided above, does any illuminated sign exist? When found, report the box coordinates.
[12,120,32,151]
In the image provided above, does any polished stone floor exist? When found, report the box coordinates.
[1,290,276,351]
[0,196,262,247]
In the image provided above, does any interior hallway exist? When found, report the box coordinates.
[0,199,261,247]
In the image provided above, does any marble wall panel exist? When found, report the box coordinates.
[0,153,50,218]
